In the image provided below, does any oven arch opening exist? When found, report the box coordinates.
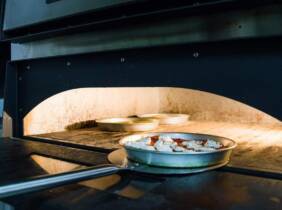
[23,87,281,136]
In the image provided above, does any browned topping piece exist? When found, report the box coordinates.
[172,138,184,146]
[150,136,159,146]
[201,139,208,146]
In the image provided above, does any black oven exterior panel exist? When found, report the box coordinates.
[3,0,139,31]
[0,60,5,97]
[9,3,282,61]
[4,38,282,137]
[3,1,282,42]
[0,43,10,98]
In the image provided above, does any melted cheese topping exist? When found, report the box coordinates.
[124,136,223,152]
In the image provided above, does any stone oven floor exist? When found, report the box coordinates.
[31,121,282,173]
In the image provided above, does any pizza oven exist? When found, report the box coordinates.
[0,1,282,209]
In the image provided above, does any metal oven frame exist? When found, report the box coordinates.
[2,0,282,139]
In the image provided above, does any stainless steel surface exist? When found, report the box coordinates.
[11,5,282,60]
[120,132,236,168]
[4,0,136,31]
[0,165,120,199]
[108,148,229,175]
